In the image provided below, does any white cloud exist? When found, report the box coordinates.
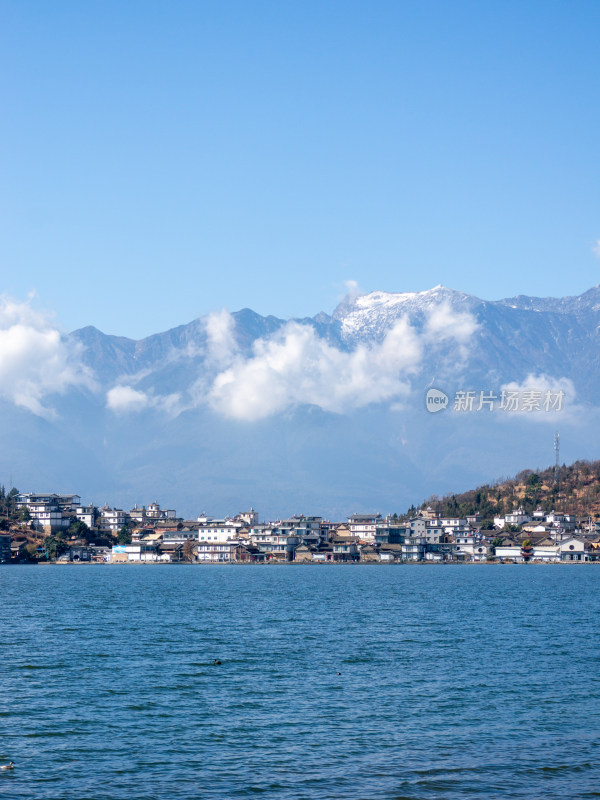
[0,295,94,417]
[204,308,237,365]
[107,303,480,422]
[106,385,150,413]
[424,302,479,343]
[499,373,579,423]
[593,239,600,259]
[343,279,362,298]
[106,385,182,415]
[208,318,424,421]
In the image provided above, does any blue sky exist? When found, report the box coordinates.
[1,0,599,338]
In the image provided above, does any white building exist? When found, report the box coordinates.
[347,513,382,542]
[75,505,95,529]
[99,507,128,532]
[110,543,165,562]
[198,522,242,543]
[505,507,531,526]
[129,503,177,525]
[16,493,80,533]
[559,538,588,561]
[236,509,259,526]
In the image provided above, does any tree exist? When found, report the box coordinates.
[66,517,91,542]
[45,536,67,560]
[182,538,197,563]
[24,543,39,561]
[117,526,132,545]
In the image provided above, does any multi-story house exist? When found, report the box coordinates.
[235,509,259,526]
[277,516,323,547]
[331,536,360,562]
[250,527,300,560]
[347,513,382,542]
[197,541,237,562]
[401,535,426,561]
[505,507,531,526]
[74,505,95,529]
[374,524,407,545]
[16,493,81,534]
[163,527,199,544]
[198,521,242,543]
[129,502,177,526]
[424,520,445,544]
[98,506,129,533]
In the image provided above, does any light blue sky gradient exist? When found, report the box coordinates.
[1,0,599,338]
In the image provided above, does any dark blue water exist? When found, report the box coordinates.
[1,564,599,799]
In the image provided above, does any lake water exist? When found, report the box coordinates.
[1,564,599,799]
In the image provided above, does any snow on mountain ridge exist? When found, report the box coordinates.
[335,285,479,342]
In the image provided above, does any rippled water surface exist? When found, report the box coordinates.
[1,564,599,799]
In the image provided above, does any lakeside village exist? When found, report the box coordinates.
[2,489,600,565]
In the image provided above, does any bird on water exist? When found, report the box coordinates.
[0,762,15,770]
[213,659,222,665]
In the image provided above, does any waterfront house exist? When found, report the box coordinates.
[110,542,162,562]
[559,538,587,561]
[197,541,237,563]
[401,535,426,561]
[493,540,522,562]
[294,544,315,562]
[471,543,492,562]
[90,546,110,562]
[312,543,334,562]
[359,544,379,562]
[377,543,404,562]
[66,545,91,562]
[159,542,184,561]
[424,541,453,561]
[10,539,28,559]
[0,534,11,563]
[331,535,360,562]
[533,541,559,561]
[234,543,264,562]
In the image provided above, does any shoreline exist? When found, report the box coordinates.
[22,560,600,567]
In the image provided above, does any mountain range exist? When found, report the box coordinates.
[2,285,599,519]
